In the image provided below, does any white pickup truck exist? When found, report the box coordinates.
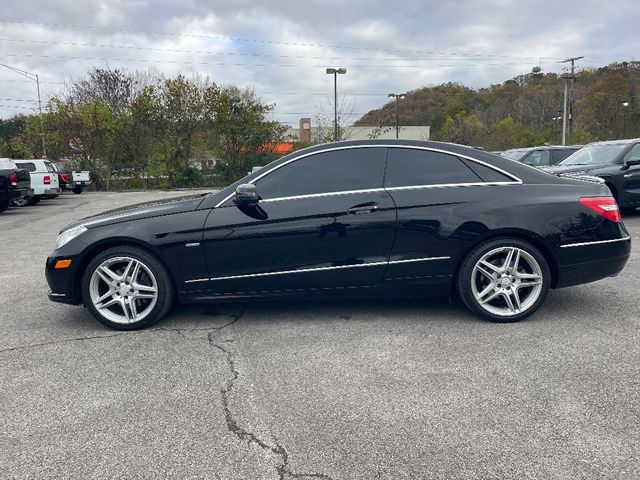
[69,170,91,194]
[14,159,61,205]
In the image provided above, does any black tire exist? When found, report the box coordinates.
[81,245,174,330]
[457,237,551,323]
[0,200,8,213]
[29,196,41,205]
[73,186,83,194]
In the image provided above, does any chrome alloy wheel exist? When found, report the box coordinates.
[471,246,543,317]
[89,256,158,324]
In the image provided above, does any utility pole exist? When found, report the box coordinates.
[0,62,47,157]
[560,56,583,145]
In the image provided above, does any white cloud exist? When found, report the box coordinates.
[0,0,639,122]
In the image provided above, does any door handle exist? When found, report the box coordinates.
[347,204,379,214]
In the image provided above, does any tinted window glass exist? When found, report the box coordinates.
[522,150,551,167]
[16,162,36,172]
[463,159,514,182]
[44,161,55,173]
[384,148,481,187]
[551,149,577,163]
[623,143,640,162]
[256,147,386,199]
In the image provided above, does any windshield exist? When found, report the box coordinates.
[560,143,627,166]
[501,149,529,161]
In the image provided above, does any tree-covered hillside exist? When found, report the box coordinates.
[355,61,640,150]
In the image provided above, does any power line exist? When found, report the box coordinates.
[0,53,533,68]
[0,37,549,63]
[0,19,559,60]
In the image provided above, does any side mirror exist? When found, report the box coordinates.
[234,183,259,206]
[625,157,640,168]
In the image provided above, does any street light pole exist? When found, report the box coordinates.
[0,62,47,157]
[326,68,346,141]
[388,93,407,139]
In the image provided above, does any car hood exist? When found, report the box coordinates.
[62,194,205,232]
[541,163,608,175]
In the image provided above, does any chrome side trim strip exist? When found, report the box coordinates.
[384,181,519,192]
[48,292,66,297]
[183,256,451,283]
[560,236,631,248]
[260,188,387,204]
[214,144,522,207]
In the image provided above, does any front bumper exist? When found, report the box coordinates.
[45,254,83,305]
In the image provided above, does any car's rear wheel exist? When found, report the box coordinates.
[11,196,29,207]
[457,238,550,322]
[73,186,83,194]
[81,246,174,330]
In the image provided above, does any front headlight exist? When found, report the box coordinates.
[55,225,88,250]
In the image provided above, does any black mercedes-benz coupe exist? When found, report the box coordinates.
[46,140,631,330]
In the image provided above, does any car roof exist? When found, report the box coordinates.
[587,138,640,146]
[505,145,581,152]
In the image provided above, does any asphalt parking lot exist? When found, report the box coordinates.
[1,191,639,479]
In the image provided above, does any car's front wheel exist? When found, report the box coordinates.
[457,238,550,322]
[81,246,174,330]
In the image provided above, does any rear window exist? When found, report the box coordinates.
[16,162,36,172]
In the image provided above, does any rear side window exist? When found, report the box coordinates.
[551,149,576,163]
[44,161,55,173]
[522,150,551,167]
[16,162,36,172]
[384,148,481,187]
[256,147,386,199]
[462,159,514,182]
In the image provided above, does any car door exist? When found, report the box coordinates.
[198,146,397,295]
[621,142,640,205]
[382,147,516,286]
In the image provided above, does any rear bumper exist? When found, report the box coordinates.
[556,236,631,288]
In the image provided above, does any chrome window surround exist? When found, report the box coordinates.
[184,255,451,283]
[214,145,522,207]
[560,236,631,248]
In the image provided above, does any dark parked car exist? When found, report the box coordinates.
[501,145,581,167]
[0,158,32,212]
[46,140,630,330]
[542,139,640,213]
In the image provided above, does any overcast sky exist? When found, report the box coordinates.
[1,0,639,125]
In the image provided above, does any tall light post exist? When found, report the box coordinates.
[388,93,406,139]
[326,67,346,141]
[622,101,630,138]
[0,61,46,157]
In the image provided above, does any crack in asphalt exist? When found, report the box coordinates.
[207,308,334,480]
[1,305,333,479]
[0,309,246,354]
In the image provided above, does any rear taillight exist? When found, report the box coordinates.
[8,173,17,186]
[60,173,69,182]
[43,175,51,185]
[579,196,621,222]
